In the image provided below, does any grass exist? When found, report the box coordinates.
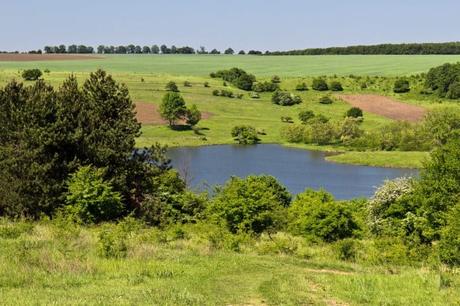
[326,151,430,169]
[2,54,460,76]
[0,219,459,305]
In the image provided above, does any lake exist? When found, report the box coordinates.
[168,144,418,199]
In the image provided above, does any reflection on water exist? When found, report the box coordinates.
[168,144,418,199]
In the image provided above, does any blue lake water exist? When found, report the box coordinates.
[168,144,418,199]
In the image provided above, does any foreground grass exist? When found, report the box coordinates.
[0,219,459,305]
[326,151,430,169]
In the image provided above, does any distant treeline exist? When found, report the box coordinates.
[265,42,460,55]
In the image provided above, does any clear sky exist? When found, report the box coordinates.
[1,0,459,52]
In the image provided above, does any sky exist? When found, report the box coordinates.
[1,0,460,52]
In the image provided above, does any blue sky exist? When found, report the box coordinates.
[1,0,459,51]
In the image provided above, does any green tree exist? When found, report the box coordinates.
[439,202,460,266]
[312,78,328,91]
[298,110,315,124]
[346,107,363,118]
[393,79,410,93]
[295,82,308,91]
[207,175,291,234]
[231,125,259,144]
[165,81,179,92]
[185,104,201,127]
[159,92,187,126]
[330,81,343,91]
[21,69,42,81]
[224,48,234,55]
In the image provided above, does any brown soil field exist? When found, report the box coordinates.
[0,54,103,61]
[135,101,213,125]
[336,94,426,122]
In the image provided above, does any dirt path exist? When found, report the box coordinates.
[135,101,213,125]
[0,54,103,61]
[336,94,426,122]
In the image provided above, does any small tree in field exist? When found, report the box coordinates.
[231,125,259,144]
[393,79,410,93]
[312,78,328,91]
[160,92,187,126]
[165,81,179,92]
[330,81,343,91]
[22,69,42,81]
[185,104,202,127]
[346,107,363,118]
[298,110,315,124]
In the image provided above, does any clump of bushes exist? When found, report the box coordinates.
[231,125,260,144]
[272,91,302,106]
[183,81,192,87]
[298,110,315,124]
[330,81,343,91]
[281,116,293,123]
[21,69,42,81]
[271,75,281,83]
[393,79,410,93]
[319,96,333,104]
[252,81,279,92]
[346,107,363,118]
[210,67,256,91]
[204,81,210,87]
[165,81,179,92]
[312,78,328,91]
[295,82,308,91]
[425,62,460,99]
[250,92,260,99]
[212,89,237,98]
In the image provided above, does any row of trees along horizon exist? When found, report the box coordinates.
[5,41,460,55]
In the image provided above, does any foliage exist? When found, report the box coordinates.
[280,125,306,143]
[252,81,279,92]
[439,202,460,266]
[159,92,187,126]
[308,121,338,145]
[207,175,291,234]
[64,166,123,223]
[231,125,259,144]
[295,82,308,91]
[319,96,333,104]
[422,108,460,145]
[312,78,328,91]
[165,81,179,92]
[21,69,42,81]
[298,110,315,124]
[211,68,256,90]
[280,116,293,123]
[272,91,302,106]
[346,107,363,118]
[425,62,460,98]
[393,79,410,93]
[288,189,359,242]
[330,81,343,91]
[185,104,201,127]
[338,118,364,143]
[183,81,192,87]
[271,75,281,83]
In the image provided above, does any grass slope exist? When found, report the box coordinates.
[2,54,460,76]
[326,151,430,169]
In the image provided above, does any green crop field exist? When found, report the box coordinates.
[2,54,460,76]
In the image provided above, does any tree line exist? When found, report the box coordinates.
[265,42,460,55]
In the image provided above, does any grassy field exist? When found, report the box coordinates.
[0,219,459,305]
[1,55,460,168]
[2,54,460,76]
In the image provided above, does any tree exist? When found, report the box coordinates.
[68,45,77,53]
[393,79,410,93]
[288,189,359,242]
[210,49,221,54]
[170,45,177,54]
[165,81,179,92]
[298,110,315,124]
[319,96,333,104]
[312,78,329,91]
[160,44,170,54]
[272,91,302,106]
[64,166,123,223]
[231,125,259,144]
[57,45,67,53]
[142,46,151,54]
[330,81,343,91]
[97,45,105,54]
[207,175,291,234]
[159,92,187,126]
[224,48,234,55]
[21,69,42,81]
[296,82,308,91]
[439,202,460,266]
[339,118,364,143]
[271,75,281,83]
[238,50,246,55]
[185,104,201,127]
[346,107,363,118]
[151,45,160,54]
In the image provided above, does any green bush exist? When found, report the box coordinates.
[298,110,315,124]
[272,91,302,106]
[295,82,308,91]
[312,78,328,91]
[446,81,460,99]
[160,92,187,126]
[185,104,201,127]
[309,121,338,145]
[97,217,142,259]
[207,175,291,234]
[212,89,220,96]
[288,189,359,242]
[64,166,124,224]
[280,125,306,143]
[319,96,333,104]
[339,117,364,143]
[334,238,359,261]
[252,81,279,92]
[21,69,42,81]
[271,75,281,83]
[280,116,293,123]
[183,81,192,87]
[165,81,179,92]
[231,125,259,144]
[393,79,410,93]
[250,92,260,99]
[346,107,363,118]
[212,68,256,90]
[439,202,460,266]
[204,81,210,87]
[330,81,343,91]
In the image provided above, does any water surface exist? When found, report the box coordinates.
[168,144,418,199]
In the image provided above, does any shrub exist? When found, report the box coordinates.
[339,118,364,143]
[236,93,244,99]
[252,81,279,92]
[204,81,210,87]
[425,62,460,98]
[334,238,359,261]
[360,82,368,89]
[64,166,124,224]
[330,81,343,91]
[280,125,306,143]
[439,202,460,266]
[312,78,328,91]
[185,104,201,127]
[212,68,256,90]
[346,107,363,118]
[271,75,281,83]
[309,121,338,145]
[446,81,460,99]
[319,96,333,104]
[288,189,359,242]
[280,116,293,123]
[272,91,302,106]
[212,89,220,96]
[183,81,192,87]
[295,82,308,91]
[165,81,179,92]
[159,92,187,126]
[298,110,315,124]
[207,175,291,234]
[393,79,410,93]
[250,92,260,99]
[231,125,259,144]
[21,69,42,81]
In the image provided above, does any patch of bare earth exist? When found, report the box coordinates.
[336,94,426,122]
[0,54,103,62]
[135,101,213,125]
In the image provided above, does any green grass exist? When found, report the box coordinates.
[2,54,460,76]
[0,220,458,305]
[326,151,430,169]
